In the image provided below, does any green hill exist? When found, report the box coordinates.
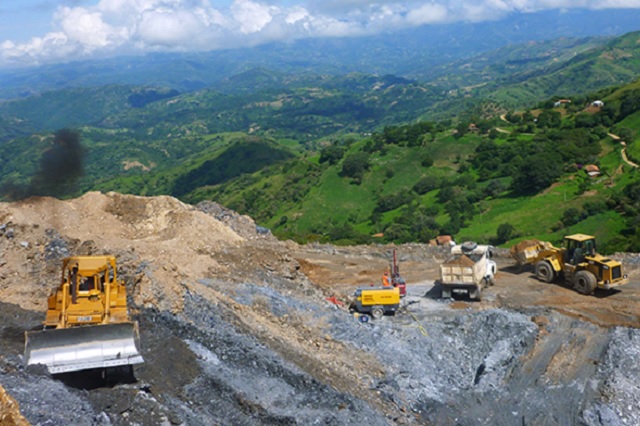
[91,87,639,251]
[2,32,640,251]
[481,31,640,108]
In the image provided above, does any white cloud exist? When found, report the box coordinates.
[231,0,276,34]
[406,3,450,25]
[2,0,640,67]
[285,6,309,25]
[135,9,208,47]
[57,6,127,51]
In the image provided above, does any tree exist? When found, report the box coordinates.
[506,112,522,124]
[454,122,468,139]
[617,127,635,144]
[484,179,507,198]
[413,176,440,195]
[510,152,563,195]
[340,152,370,183]
[421,154,434,167]
[574,113,597,128]
[319,145,345,165]
[562,208,582,227]
[375,190,413,212]
[537,110,561,128]
[495,223,517,244]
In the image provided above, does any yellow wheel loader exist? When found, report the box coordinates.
[510,234,628,295]
[24,256,143,374]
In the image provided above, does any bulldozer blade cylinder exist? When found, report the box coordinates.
[24,322,143,374]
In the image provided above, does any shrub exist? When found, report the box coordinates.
[561,207,582,227]
[495,223,517,244]
[319,145,345,165]
[340,152,371,183]
[413,176,440,195]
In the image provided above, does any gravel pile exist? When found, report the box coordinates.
[584,327,640,426]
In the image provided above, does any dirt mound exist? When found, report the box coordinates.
[0,191,246,313]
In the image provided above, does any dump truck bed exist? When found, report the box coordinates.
[440,254,486,285]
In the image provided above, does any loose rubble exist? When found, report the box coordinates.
[0,192,638,425]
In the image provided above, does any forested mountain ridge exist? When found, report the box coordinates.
[2,30,640,250]
[70,78,640,252]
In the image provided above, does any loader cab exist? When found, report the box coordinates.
[564,234,596,265]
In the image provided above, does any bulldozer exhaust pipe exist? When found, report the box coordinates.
[24,322,143,374]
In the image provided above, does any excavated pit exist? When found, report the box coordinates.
[0,192,638,425]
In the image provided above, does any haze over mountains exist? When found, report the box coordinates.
[1,8,640,100]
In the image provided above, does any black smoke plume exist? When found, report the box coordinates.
[1,129,86,200]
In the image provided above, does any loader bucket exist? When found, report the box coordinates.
[24,322,144,374]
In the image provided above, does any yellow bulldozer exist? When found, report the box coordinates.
[24,256,143,374]
[510,234,628,294]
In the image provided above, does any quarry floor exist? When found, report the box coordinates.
[0,193,639,425]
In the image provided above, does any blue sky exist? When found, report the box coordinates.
[2,0,640,68]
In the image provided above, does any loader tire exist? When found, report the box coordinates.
[371,306,385,319]
[574,270,597,295]
[535,261,555,283]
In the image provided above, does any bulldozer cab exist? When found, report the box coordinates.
[564,234,596,265]
[64,256,114,297]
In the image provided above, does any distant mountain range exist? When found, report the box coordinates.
[1,10,640,249]
[0,8,640,100]
[3,29,640,146]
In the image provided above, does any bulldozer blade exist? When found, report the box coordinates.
[25,322,144,374]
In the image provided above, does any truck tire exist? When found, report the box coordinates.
[469,285,482,301]
[461,241,478,253]
[441,287,451,299]
[483,276,495,288]
[371,306,384,319]
[574,270,597,295]
[535,261,555,283]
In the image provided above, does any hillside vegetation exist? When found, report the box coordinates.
[1,31,640,250]
[88,78,640,252]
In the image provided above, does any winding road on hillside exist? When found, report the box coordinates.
[609,133,638,168]
[621,148,639,168]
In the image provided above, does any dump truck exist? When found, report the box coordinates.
[24,256,143,374]
[510,234,628,294]
[438,242,496,301]
[350,286,401,319]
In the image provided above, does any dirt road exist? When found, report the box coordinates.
[294,244,640,329]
